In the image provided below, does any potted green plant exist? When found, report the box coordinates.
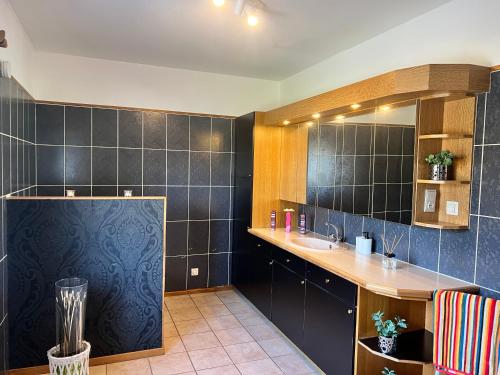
[371,311,407,354]
[425,150,454,181]
[382,368,396,375]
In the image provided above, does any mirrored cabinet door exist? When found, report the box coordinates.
[306,100,417,225]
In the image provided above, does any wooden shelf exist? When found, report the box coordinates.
[414,220,469,230]
[418,133,472,140]
[416,179,470,185]
[358,329,433,365]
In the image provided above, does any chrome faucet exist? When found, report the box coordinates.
[325,222,343,245]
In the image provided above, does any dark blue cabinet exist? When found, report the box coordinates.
[304,280,356,374]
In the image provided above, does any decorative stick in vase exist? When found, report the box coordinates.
[381,233,404,270]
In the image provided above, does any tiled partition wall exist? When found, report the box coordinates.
[301,70,500,300]
[35,104,234,292]
[0,75,37,373]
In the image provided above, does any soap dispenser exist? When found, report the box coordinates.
[356,232,373,255]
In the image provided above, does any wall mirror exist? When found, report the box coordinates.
[306,100,417,225]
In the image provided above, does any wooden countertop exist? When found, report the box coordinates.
[249,228,478,301]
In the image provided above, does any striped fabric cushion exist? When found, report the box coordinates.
[433,290,500,375]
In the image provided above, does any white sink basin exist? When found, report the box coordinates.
[290,237,334,251]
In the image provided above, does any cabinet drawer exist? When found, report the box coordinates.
[306,262,357,306]
[273,247,305,276]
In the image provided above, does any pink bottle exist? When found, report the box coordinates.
[284,209,294,233]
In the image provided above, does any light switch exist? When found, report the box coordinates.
[446,201,459,216]
[191,268,199,276]
[423,189,437,213]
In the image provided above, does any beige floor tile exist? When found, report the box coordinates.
[225,301,254,315]
[235,312,268,327]
[216,290,245,304]
[164,321,179,337]
[107,358,151,375]
[149,352,195,375]
[166,295,196,310]
[213,327,254,346]
[169,306,203,323]
[190,292,223,306]
[196,364,240,375]
[258,337,295,357]
[181,331,221,351]
[165,335,186,354]
[163,309,173,323]
[273,354,318,375]
[236,358,284,375]
[246,324,280,341]
[187,347,232,371]
[175,318,211,335]
[224,342,268,364]
[198,304,232,318]
[206,315,242,331]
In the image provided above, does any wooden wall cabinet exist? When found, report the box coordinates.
[413,95,476,229]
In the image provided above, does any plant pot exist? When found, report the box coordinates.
[378,335,397,355]
[48,341,90,375]
[429,164,448,181]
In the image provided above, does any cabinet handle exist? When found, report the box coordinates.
[325,278,330,284]
[286,259,290,263]
[257,244,262,247]
[300,281,305,285]
[347,309,353,315]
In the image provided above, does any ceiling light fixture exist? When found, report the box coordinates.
[283,120,290,125]
[380,105,391,111]
[312,113,320,119]
[247,13,259,27]
[213,0,225,7]
[306,121,314,126]
[335,115,345,121]
[350,104,361,110]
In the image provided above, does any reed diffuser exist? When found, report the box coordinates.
[381,233,404,270]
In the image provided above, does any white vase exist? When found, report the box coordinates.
[378,335,397,355]
[48,341,91,375]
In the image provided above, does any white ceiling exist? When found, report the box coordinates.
[9,0,451,80]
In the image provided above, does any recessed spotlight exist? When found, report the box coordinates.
[247,14,259,26]
[335,115,345,121]
[283,120,290,125]
[350,104,361,110]
[380,105,391,111]
[312,113,320,119]
[213,0,225,7]
[306,121,314,126]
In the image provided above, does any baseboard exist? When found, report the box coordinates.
[8,347,165,375]
[165,284,233,296]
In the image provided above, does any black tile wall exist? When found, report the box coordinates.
[34,104,234,293]
[0,74,37,373]
[300,71,500,300]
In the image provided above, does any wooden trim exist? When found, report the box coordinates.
[8,348,165,375]
[35,100,235,119]
[491,65,500,72]
[164,285,233,296]
[262,64,490,126]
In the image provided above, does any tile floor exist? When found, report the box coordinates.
[41,289,321,375]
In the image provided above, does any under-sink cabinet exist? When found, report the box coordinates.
[233,234,357,374]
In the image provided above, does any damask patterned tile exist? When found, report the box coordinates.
[409,226,440,272]
[476,217,500,291]
[439,216,477,283]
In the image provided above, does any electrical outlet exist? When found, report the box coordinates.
[423,189,437,213]
[446,201,459,216]
[191,268,199,276]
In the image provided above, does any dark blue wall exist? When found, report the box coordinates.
[35,105,234,292]
[7,198,164,369]
[300,71,500,300]
[0,73,37,374]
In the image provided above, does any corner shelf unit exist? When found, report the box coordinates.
[358,329,433,365]
[413,95,477,230]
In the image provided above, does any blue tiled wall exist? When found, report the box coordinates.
[300,71,500,300]
[0,73,37,374]
[7,198,165,369]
